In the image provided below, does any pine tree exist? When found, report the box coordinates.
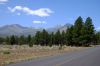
[30,36,35,46]
[66,26,74,46]
[79,24,88,46]
[95,32,100,44]
[41,29,50,46]
[10,35,16,45]
[5,36,10,45]
[34,31,41,45]
[61,30,66,45]
[85,17,95,45]
[49,32,54,46]
[54,30,61,45]
[27,35,33,47]
[72,16,84,46]
[15,36,18,45]
[19,35,25,45]
[0,37,4,44]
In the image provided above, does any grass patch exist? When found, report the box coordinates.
[0,45,89,66]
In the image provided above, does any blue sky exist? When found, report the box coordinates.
[0,0,100,29]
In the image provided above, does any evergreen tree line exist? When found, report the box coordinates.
[0,16,100,47]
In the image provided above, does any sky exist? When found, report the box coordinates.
[0,0,100,29]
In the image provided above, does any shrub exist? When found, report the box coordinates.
[3,51,10,54]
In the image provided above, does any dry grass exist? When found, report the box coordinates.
[0,45,88,66]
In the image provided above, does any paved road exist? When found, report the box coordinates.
[7,46,100,66]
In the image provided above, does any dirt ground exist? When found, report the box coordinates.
[0,45,88,66]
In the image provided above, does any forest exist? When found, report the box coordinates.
[0,16,100,47]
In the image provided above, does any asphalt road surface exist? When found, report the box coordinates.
[7,46,100,66]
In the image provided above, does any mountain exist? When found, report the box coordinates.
[0,24,39,37]
[47,23,72,33]
[47,25,62,33]
[0,24,72,37]
[59,23,72,32]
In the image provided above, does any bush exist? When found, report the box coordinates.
[29,43,33,47]
[3,51,10,54]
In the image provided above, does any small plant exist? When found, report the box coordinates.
[3,51,10,54]
[59,46,62,50]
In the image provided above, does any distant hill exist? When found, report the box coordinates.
[0,24,72,37]
[0,24,38,37]
[47,23,72,33]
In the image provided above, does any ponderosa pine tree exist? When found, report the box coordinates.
[85,17,95,45]
[10,35,16,45]
[61,30,66,46]
[54,30,61,45]
[18,35,25,45]
[41,29,50,46]
[27,35,33,47]
[72,16,84,46]
[66,26,74,46]
[95,32,100,44]
[0,37,4,44]
[49,32,54,46]
[34,31,41,45]
[79,24,88,46]
[5,36,10,45]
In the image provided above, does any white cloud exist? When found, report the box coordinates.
[96,27,100,31]
[17,13,21,16]
[32,8,53,17]
[33,21,46,24]
[0,0,8,4]
[8,6,53,17]
[8,6,22,12]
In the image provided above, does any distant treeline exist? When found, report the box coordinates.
[0,16,100,47]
